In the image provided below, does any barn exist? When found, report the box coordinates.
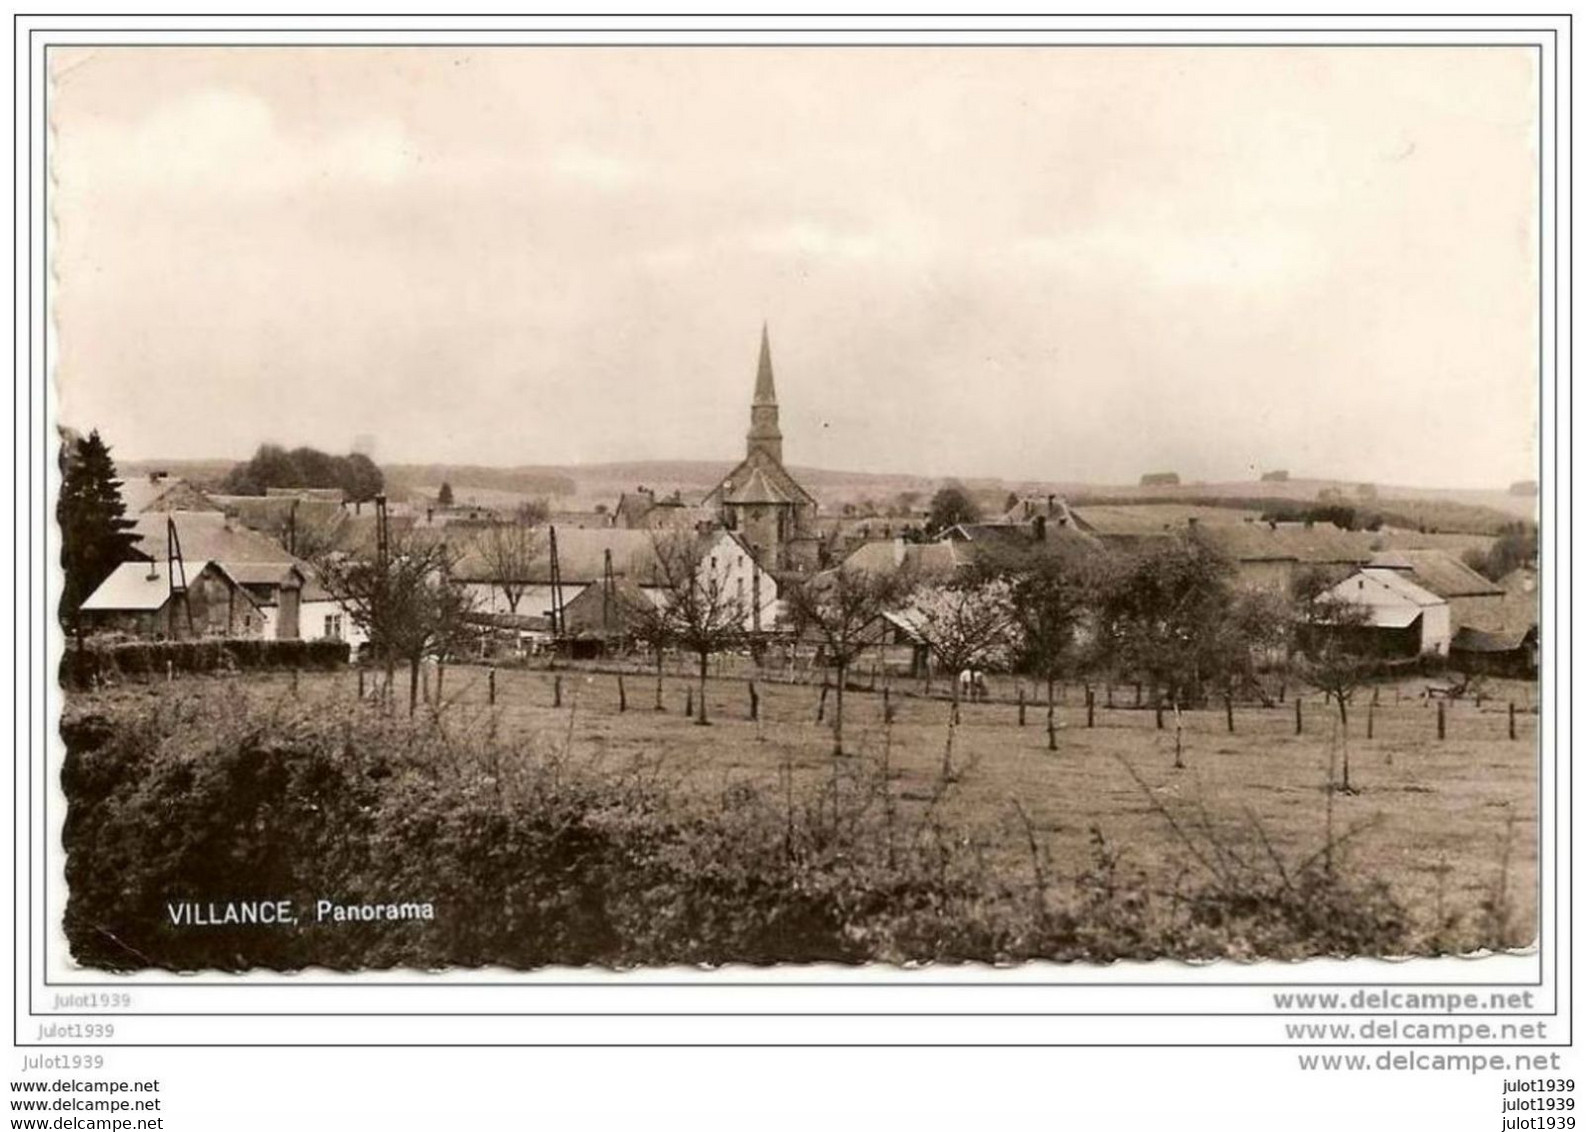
[1318,568,1451,658]
[80,560,264,640]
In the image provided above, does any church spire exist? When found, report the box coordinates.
[753,321,777,406]
[746,322,784,464]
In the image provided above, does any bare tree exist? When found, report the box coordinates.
[783,565,916,756]
[623,583,675,711]
[912,578,1019,705]
[647,532,748,725]
[1294,590,1376,793]
[316,532,476,715]
[475,521,545,615]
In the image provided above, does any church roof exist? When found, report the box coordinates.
[725,466,793,506]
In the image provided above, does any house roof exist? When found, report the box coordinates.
[1372,548,1505,599]
[210,494,351,556]
[116,476,219,515]
[224,561,304,588]
[130,511,299,565]
[1324,568,1447,625]
[841,538,972,580]
[1199,523,1376,565]
[1452,586,1538,647]
[1069,504,1263,537]
[81,560,254,613]
[452,526,661,585]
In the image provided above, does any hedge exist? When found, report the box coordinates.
[61,638,350,690]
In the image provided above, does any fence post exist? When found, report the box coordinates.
[685,686,693,719]
[1224,694,1234,734]
[1086,688,1095,729]
[1106,683,1114,709]
[816,683,828,724]
[618,673,626,712]
[421,664,430,704]
[1295,698,1303,736]
[166,660,174,684]
[292,667,299,697]
[1155,702,1164,731]
[1367,698,1375,740]
[1134,681,1142,707]
[1017,686,1026,727]
[436,661,445,704]
[1437,700,1446,741]
[359,668,366,700]
[554,674,562,708]
[488,667,496,706]
[1509,701,1517,741]
[748,680,758,721]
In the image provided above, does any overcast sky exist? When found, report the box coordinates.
[52,46,1538,487]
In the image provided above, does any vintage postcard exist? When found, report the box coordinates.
[50,43,1541,974]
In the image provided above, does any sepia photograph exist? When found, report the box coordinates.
[50,44,1541,973]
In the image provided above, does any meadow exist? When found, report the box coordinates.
[61,658,1538,970]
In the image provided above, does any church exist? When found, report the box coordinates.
[702,326,820,575]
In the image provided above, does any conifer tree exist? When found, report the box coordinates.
[57,429,140,628]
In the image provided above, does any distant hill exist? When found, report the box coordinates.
[119,456,1534,536]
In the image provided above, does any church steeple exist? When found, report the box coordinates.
[746,322,783,464]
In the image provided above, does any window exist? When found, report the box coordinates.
[325,614,343,640]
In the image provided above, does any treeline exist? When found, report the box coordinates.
[222,444,384,501]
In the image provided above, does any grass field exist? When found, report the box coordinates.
[97,659,1538,951]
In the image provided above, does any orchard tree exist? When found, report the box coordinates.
[58,429,140,631]
[316,532,476,715]
[783,565,916,756]
[1294,591,1376,793]
[982,541,1097,750]
[647,532,748,725]
[437,482,455,508]
[1091,532,1242,768]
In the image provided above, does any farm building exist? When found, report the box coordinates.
[453,525,780,637]
[1366,548,1506,632]
[1318,568,1451,658]
[1449,567,1538,677]
[1067,503,1263,543]
[80,560,264,640]
[115,511,363,646]
[701,326,821,573]
[1198,522,1375,592]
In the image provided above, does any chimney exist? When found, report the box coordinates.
[145,559,159,582]
[1046,493,1056,516]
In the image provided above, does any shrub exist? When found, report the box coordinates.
[60,638,350,689]
[56,686,1431,972]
